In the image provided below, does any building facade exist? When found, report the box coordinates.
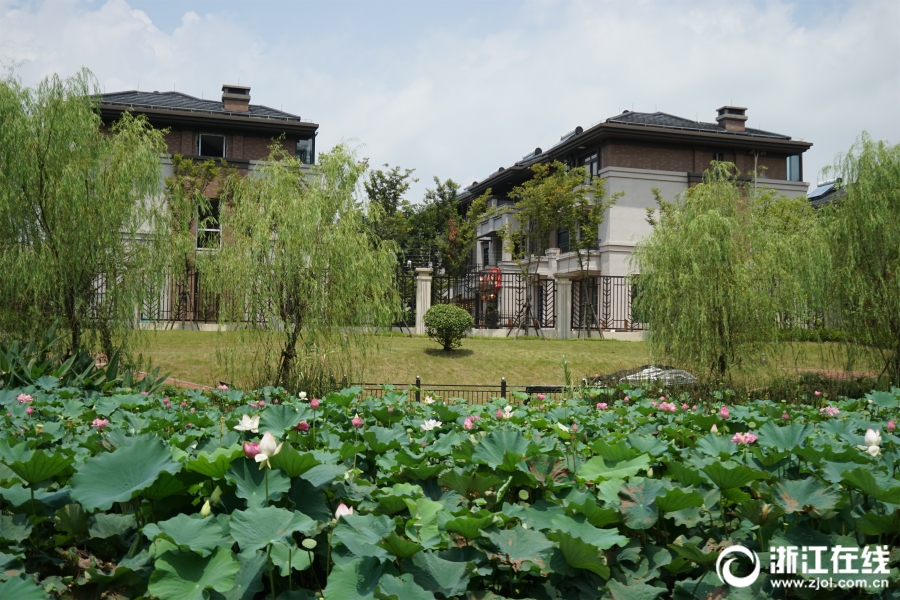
[98,85,319,326]
[450,106,812,337]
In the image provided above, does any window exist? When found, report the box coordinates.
[296,138,314,164]
[582,153,598,180]
[198,134,226,158]
[197,199,221,250]
[712,151,725,163]
[482,243,490,267]
[786,155,801,181]
[557,227,570,253]
[492,241,502,265]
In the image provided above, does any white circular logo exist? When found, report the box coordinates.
[715,544,761,588]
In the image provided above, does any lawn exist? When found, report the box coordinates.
[140,330,876,390]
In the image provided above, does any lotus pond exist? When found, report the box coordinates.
[0,382,899,599]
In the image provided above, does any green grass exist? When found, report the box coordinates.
[140,330,882,390]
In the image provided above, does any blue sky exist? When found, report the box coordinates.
[2,0,898,200]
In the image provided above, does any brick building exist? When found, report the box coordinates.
[452,106,812,337]
[98,85,319,325]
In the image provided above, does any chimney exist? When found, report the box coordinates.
[222,84,250,112]
[716,106,747,132]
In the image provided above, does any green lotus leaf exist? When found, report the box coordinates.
[225,459,290,508]
[259,405,302,437]
[856,510,900,536]
[618,478,665,530]
[322,556,386,600]
[694,433,736,457]
[185,445,244,479]
[701,462,767,489]
[147,513,229,557]
[667,541,719,565]
[0,576,46,600]
[377,530,424,559]
[89,513,136,539]
[270,541,313,576]
[606,578,666,600]
[266,444,319,479]
[444,515,493,539]
[143,471,187,501]
[6,449,73,485]
[229,506,316,551]
[54,503,88,536]
[363,426,406,453]
[546,531,610,578]
[471,428,533,469]
[548,514,628,549]
[147,547,239,600]
[626,434,669,457]
[333,513,393,561]
[867,391,899,408]
[591,439,642,462]
[733,499,785,526]
[0,514,32,543]
[656,488,704,513]
[577,454,650,483]
[403,551,475,597]
[215,548,267,600]
[438,469,503,497]
[773,477,840,514]
[70,436,182,511]
[375,573,435,600]
[840,467,900,504]
[485,528,554,572]
[664,461,705,487]
[756,422,813,451]
[300,463,348,488]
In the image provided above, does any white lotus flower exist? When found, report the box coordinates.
[710,424,719,434]
[865,445,881,457]
[234,414,260,433]
[556,422,570,433]
[423,395,436,405]
[299,391,307,399]
[864,428,882,447]
[421,419,442,431]
[335,503,354,520]
[504,405,514,417]
[255,431,283,469]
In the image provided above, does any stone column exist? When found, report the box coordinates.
[556,278,572,339]
[415,268,433,335]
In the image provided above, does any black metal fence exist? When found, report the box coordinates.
[393,269,417,329]
[572,276,644,331]
[432,271,556,330]
[141,270,221,324]
[355,377,567,405]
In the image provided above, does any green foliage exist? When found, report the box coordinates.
[207,144,399,395]
[0,68,169,358]
[423,304,474,351]
[0,380,898,598]
[822,134,900,383]
[633,162,827,382]
[364,163,418,246]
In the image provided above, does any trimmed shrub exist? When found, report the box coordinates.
[424,304,474,351]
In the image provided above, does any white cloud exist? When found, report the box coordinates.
[2,0,897,195]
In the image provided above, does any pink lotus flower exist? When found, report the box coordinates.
[91,418,109,429]
[888,420,896,432]
[650,401,659,407]
[536,394,546,400]
[496,408,504,419]
[163,398,171,408]
[217,384,229,391]
[190,408,195,414]
[248,402,259,408]
[571,423,578,432]
[351,414,363,428]
[463,416,475,430]
[731,432,757,445]
[782,412,790,421]
[624,396,630,403]
[659,396,665,402]
[692,405,697,410]
[140,391,149,395]
[474,415,481,420]
[181,401,187,408]
[819,406,840,417]
[296,420,309,432]
[310,398,320,410]
[335,503,354,520]
[659,402,678,413]
[186,423,193,428]
[243,442,261,459]
[421,440,427,447]
[25,407,33,415]
[258,400,265,408]
[682,403,689,410]
[719,406,730,419]
[596,403,608,410]
[814,390,822,397]
[388,406,394,413]
[17,394,33,404]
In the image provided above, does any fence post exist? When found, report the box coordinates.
[415,375,421,404]
[556,278,572,339]
[500,377,506,399]
[415,268,433,335]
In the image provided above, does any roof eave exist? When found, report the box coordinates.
[98,103,319,135]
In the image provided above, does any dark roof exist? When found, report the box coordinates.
[808,181,845,208]
[98,90,307,123]
[606,111,791,140]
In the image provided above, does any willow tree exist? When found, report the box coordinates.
[822,134,900,383]
[207,144,399,394]
[0,69,168,357]
[633,163,823,382]
[500,161,618,336]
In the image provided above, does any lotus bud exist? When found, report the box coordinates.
[710,424,718,434]
[210,485,223,505]
[200,500,212,518]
